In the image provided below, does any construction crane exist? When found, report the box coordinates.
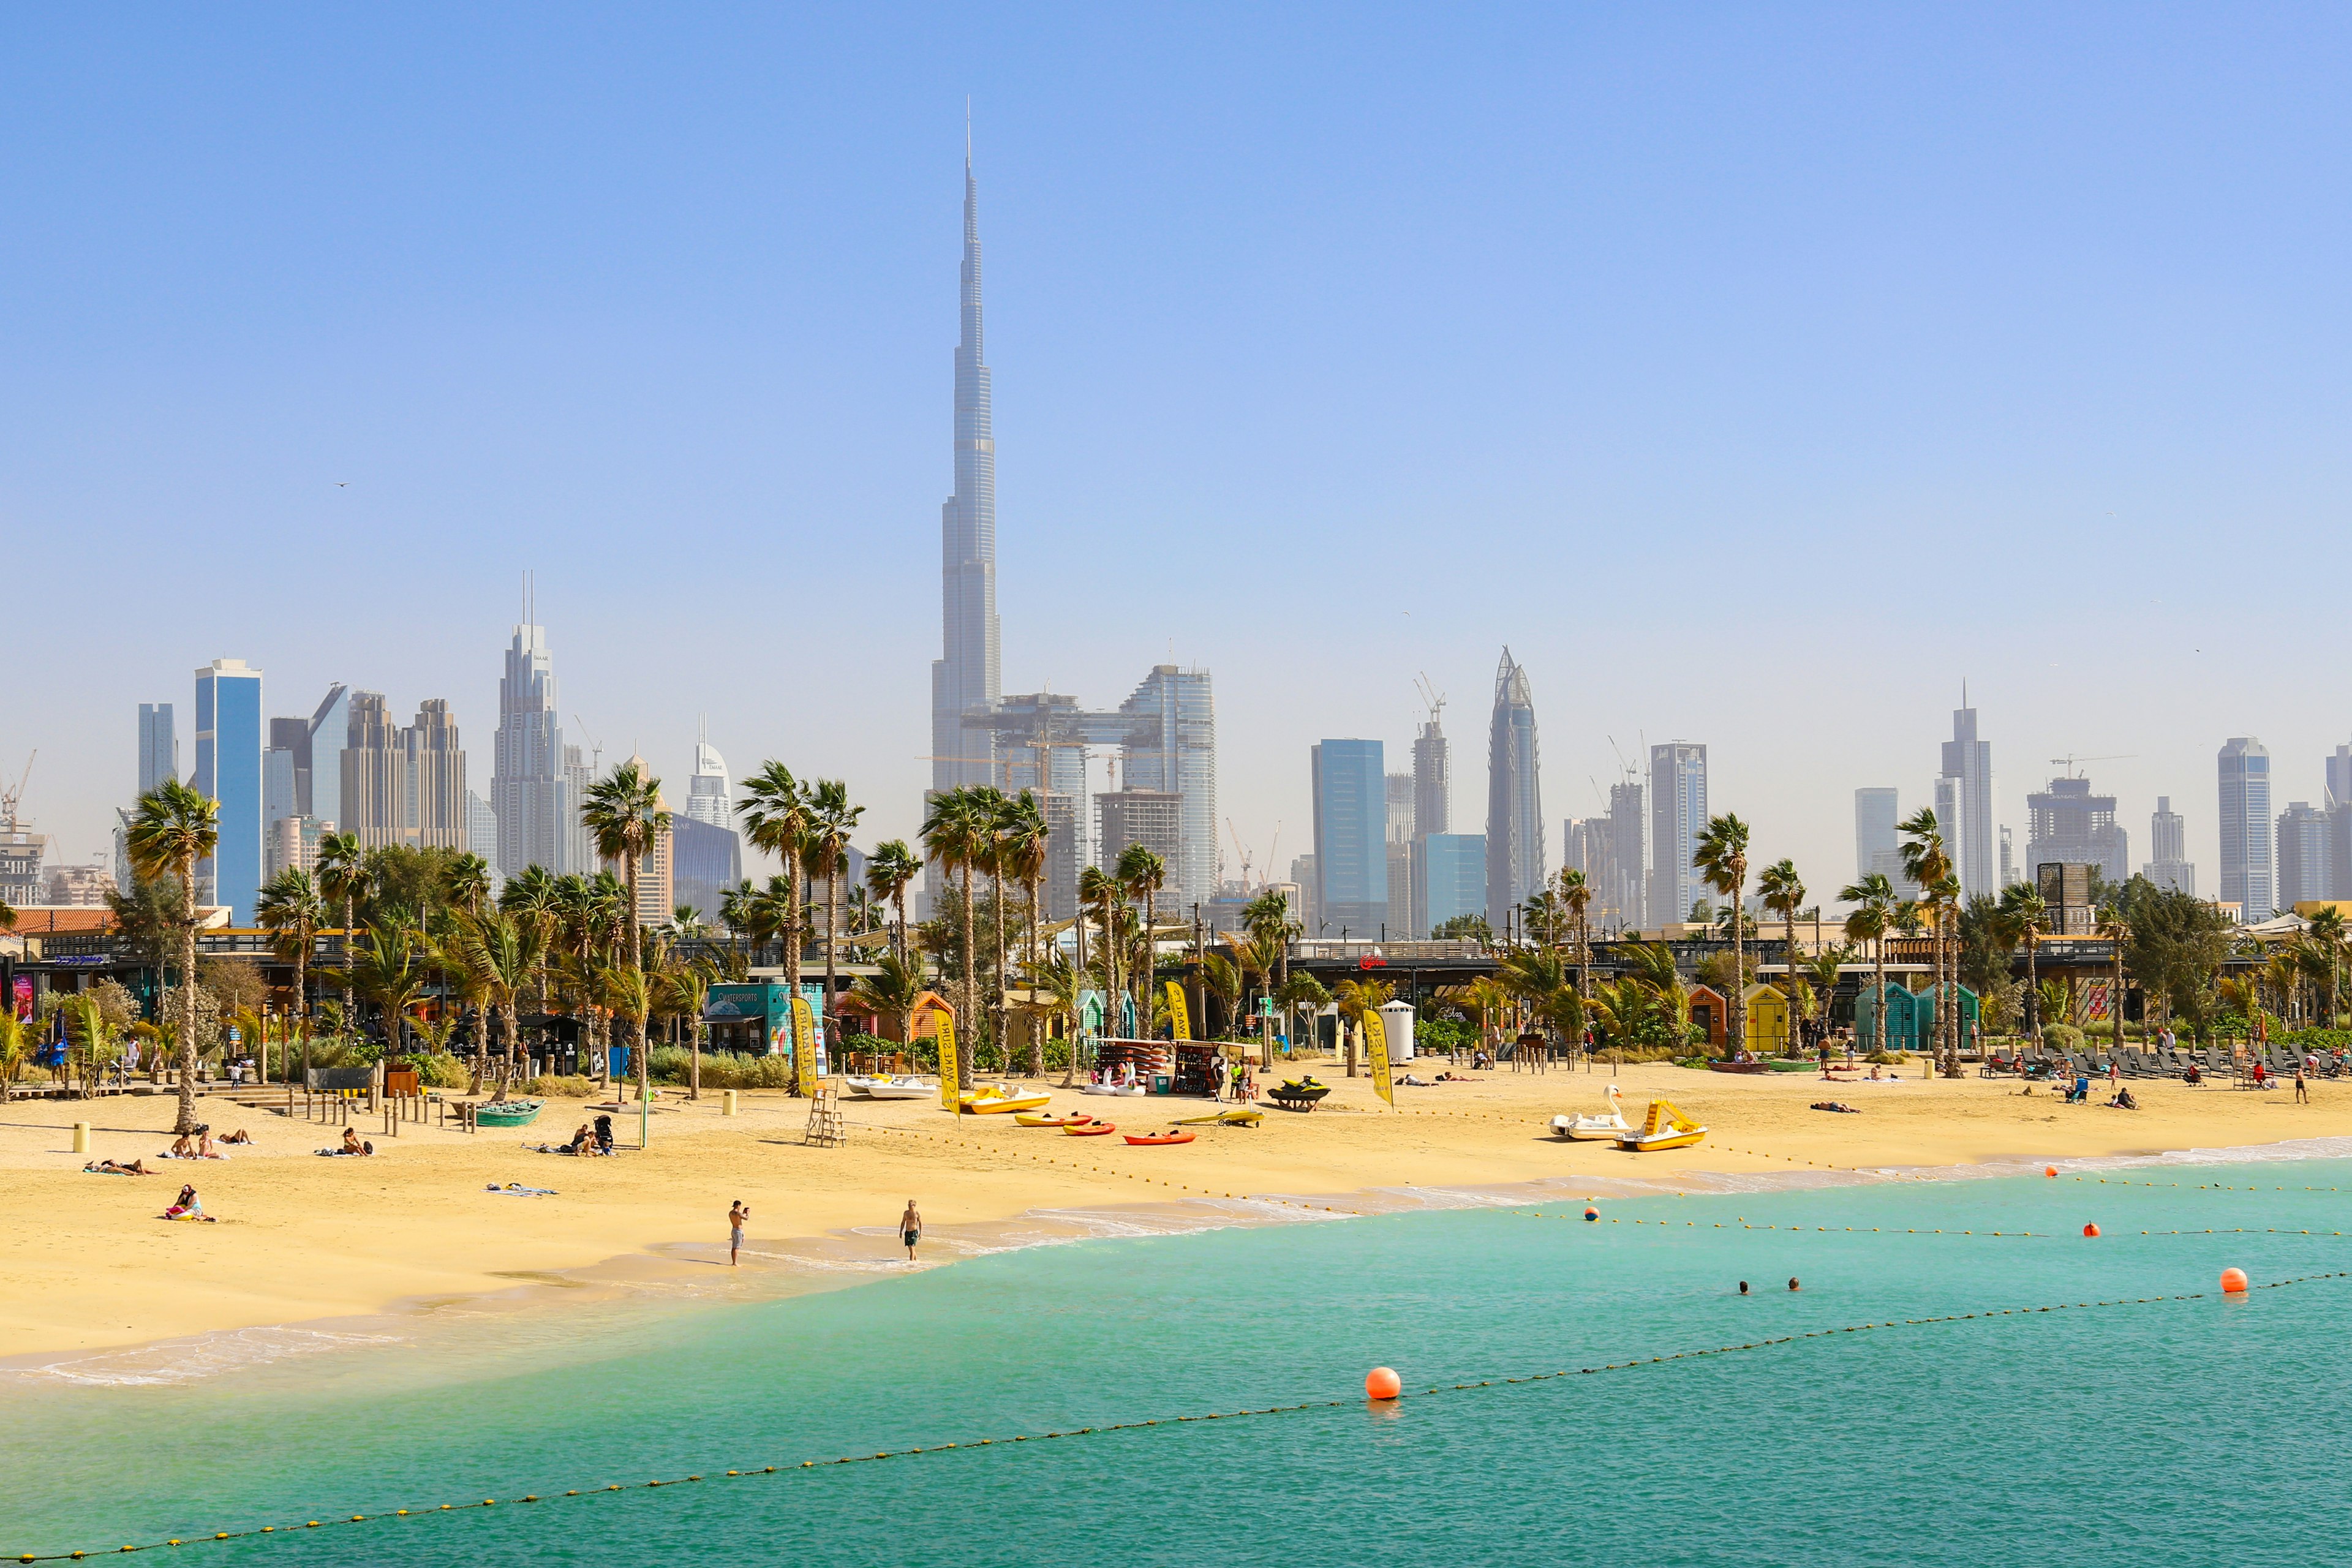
[1,750,32,830]
[572,716,604,778]
[2050,753,2135,778]
[1414,673,1446,728]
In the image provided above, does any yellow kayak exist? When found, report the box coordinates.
[959,1089,1053,1115]
[1175,1108,1263,1128]
[1014,1112,1093,1128]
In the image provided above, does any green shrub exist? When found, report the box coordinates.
[648,1047,799,1090]
[410,1053,469,1089]
[2042,1023,2086,1054]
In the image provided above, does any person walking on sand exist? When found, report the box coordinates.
[899,1199,922,1263]
[2296,1063,2311,1104]
[728,1200,749,1266]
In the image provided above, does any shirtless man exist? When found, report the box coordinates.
[899,1199,922,1262]
[728,1200,749,1266]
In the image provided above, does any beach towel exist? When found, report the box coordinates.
[485,1182,559,1196]
[313,1149,371,1157]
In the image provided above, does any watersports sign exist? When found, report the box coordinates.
[1364,1009,1394,1108]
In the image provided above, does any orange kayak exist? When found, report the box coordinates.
[1122,1130,1196,1146]
[1065,1121,1118,1137]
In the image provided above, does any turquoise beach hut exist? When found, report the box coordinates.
[1853,982,1923,1054]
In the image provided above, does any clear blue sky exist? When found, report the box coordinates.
[10,4,2352,897]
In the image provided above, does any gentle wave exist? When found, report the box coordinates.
[6,1327,407,1389]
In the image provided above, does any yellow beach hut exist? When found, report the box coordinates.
[1743,982,1792,1055]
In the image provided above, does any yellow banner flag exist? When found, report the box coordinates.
[790,995,817,1098]
[1363,1008,1394,1107]
[1164,981,1191,1042]
[935,1014,959,1112]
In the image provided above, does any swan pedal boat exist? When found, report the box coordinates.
[1065,1121,1119,1136]
[959,1088,1054,1115]
[1550,1084,1634,1141]
[1614,1097,1708,1152]
[1123,1129,1196,1146]
[1014,1112,1093,1128]
[846,1076,936,1100]
[1080,1082,1145,1096]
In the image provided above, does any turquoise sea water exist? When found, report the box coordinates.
[8,1161,2352,1566]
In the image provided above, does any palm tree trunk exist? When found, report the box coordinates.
[340,895,355,1046]
[1027,872,1045,1077]
[2026,931,2040,1046]
[1874,934,1887,1058]
[1063,907,1086,1088]
[824,864,841,1071]
[957,864,977,1090]
[692,1009,704,1100]
[175,857,200,1134]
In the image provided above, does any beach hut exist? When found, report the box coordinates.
[1687,984,1729,1050]
[1926,983,1981,1055]
[1852,982,1923,1055]
[1742,983,1791,1055]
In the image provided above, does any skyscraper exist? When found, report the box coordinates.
[1484,650,1543,927]
[1413,833,1486,936]
[1311,741,1386,937]
[2331,745,2352,811]
[341,695,469,852]
[686,720,732,830]
[492,619,573,876]
[1386,774,1415,938]
[1412,713,1449,839]
[2024,774,2130,889]
[306,685,349,842]
[137,703,178,796]
[1854,788,1898,881]
[2218,737,2274,922]
[1938,693,1996,900]
[931,138,1001,794]
[2277,801,2331,910]
[2145,796,2194,894]
[1564,781,1646,933]
[194,658,264,922]
[1649,742,1708,926]
[1117,666,1216,906]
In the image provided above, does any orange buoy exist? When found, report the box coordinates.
[2082,1223,2100,1237]
[1583,1207,1599,1222]
[1365,1366,1402,1401]
[2045,1166,2058,1178]
[2220,1267,2248,1294]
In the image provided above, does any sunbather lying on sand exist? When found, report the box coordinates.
[85,1158,155,1175]
[1809,1101,1861,1114]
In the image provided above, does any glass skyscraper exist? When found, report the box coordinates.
[2218,737,2274,921]
[1649,741,1708,926]
[195,658,265,923]
[137,703,178,796]
[492,621,574,876]
[1414,832,1486,935]
[1938,694,1997,900]
[931,141,1002,794]
[1118,665,1215,905]
[1484,649,1544,927]
[1311,740,1387,937]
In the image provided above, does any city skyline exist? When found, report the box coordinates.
[17,11,2352,914]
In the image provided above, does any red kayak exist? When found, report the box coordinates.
[1065,1121,1118,1137]
[1122,1129,1196,1146]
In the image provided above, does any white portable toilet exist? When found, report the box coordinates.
[1377,1000,1417,1063]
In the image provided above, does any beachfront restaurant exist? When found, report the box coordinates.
[703,982,829,1074]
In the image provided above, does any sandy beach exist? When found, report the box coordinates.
[5,1060,2348,1361]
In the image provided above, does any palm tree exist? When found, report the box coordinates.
[601,961,654,1114]
[351,922,426,1061]
[1558,868,1594,1005]
[802,778,865,1058]
[848,951,927,1057]
[999,793,1052,1069]
[450,908,543,1096]
[1995,881,2049,1045]
[1896,809,1956,1075]
[1116,843,1167,1038]
[864,840,922,964]
[315,830,369,1044]
[1691,814,1752,1054]
[921,787,989,1091]
[1803,944,1851,1035]
[254,867,324,1072]
[1276,972,1330,1059]
[499,862,564,1028]
[657,958,714,1099]
[1332,976,1395,1076]
[1079,863,1125,1042]
[582,760,668,1093]
[2308,907,2346,1030]
[1453,974,1512,1057]
[441,853,493,918]
[2098,902,2132,1049]
[738,762,813,1049]
[1839,872,1896,1058]
[1758,858,1805,1052]
[124,780,219,1134]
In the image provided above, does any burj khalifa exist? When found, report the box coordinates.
[930,139,1001,792]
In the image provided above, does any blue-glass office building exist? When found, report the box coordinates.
[196,659,265,924]
[1311,739,1386,936]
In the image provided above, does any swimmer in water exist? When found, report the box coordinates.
[1738,1281,1750,1295]
[1788,1277,1801,1292]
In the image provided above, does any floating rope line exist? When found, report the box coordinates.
[2067,1175,2352,1194]
[15,1271,2344,1563]
[1512,1213,2352,1240]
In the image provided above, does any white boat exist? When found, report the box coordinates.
[1081,1082,1146,1097]
[1551,1084,1634,1141]
[846,1075,937,1101]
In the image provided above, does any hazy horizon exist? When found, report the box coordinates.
[12,5,2352,909]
